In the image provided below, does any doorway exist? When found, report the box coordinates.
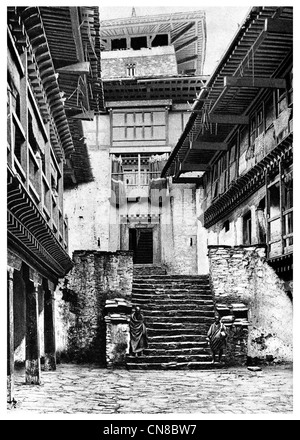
[129,228,153,264]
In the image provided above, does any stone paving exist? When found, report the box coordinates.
[8,363,293,415]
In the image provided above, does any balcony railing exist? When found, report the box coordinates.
[112,171,160,188]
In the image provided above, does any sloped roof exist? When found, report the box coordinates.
[162,6,293,178]
[100,10,207,76]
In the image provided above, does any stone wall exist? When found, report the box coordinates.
[54,280,75,363]
[63,250,133,364]
[101,46,178,78]
[208,245,293,364]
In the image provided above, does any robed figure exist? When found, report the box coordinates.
[207,315,228,364]
[130,307,148,357]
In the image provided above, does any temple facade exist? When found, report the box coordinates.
[64,10,208,274]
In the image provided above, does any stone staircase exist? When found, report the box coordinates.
[127,272,220,370]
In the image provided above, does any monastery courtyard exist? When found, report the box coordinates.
[8,363,293,416]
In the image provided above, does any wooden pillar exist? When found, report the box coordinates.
[7,266,15,403]
[279,159,285,254]
[265,170,270,258]
[25,270,42,385]
[7,251,22,403]
[43,280,56,371]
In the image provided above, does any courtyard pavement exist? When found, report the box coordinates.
[7,363,293,417]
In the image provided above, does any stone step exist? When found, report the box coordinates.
[132,302,214,311]
[132,283,211,288]
[132,288,212,295]
[132,299,214,307]
[144,347,210,356]
[149,334,209,343]
[132,295,213,303]
[147,330,209,338]
[149,341,208,350]
[126,354,212,364]
[133,278,210,284]
[146,324,210,333]
[138,309,215,317]
[126,361,223,370]
[141,315,213,324]
[133,275,210,280]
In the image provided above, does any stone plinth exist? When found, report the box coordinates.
[105,299,132,368]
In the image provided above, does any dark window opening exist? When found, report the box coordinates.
[41,152,46,175]
[111,38,127,50]
[28,112,38,153]
[224,220,230,232]
[159,196,163,209]
[151,34,169,47]
[126,64,136,77]
[257,106,264,136]
[243,211,252,245]
[131,36,147,50]
[257,198,266,244]
[269,183,280,218]
[250,115,256,145]
[7,71,20,120]
[14,136,22,164]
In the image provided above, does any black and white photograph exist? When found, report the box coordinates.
[4,1,297,422]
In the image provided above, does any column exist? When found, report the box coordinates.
[25,270,42,385]
[7,266,15,403]
[43,280,56,371]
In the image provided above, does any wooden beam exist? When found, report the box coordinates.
[208,113,249,125]
[181,163,210,172]
[265,17,293,35]
[57,62,90,75]
[171,22,195,44]
[173,177,203,184]
[177,54,199,65]
[106,99,172,108]
[176,36,198,53]
[224,76,286,89]
[191,141,228,151]
[70,110,95,121]
[69,7,90,111]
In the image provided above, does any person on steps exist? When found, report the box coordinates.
[207,314,228,364]
[130,306,148,357]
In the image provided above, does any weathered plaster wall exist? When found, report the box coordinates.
[63,250,133,364]
[160,183,198,274]
[196,187,209,275]
[208,245,293,363]
[64,117,112,255]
